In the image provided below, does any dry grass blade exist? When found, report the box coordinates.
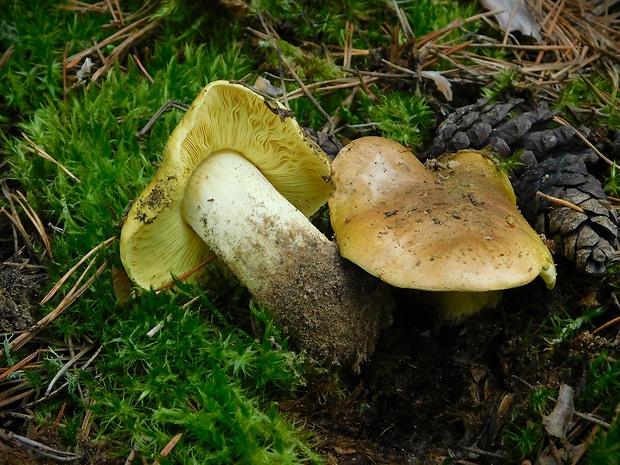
[154,256,216,292]
[4,260,107,354]
[20,132,81,183]
[90,18,162,82]
[60,0,113,14]
[343,21,354,70]
[0,45,15,72]
[12,191,54,260]
[390,0,414,40]
[0,350,40,382]
[1,181,39,261]
[536,191,585,213]
[284,76,380,100]
[80,397,96,437]
[353,0,619,106]
[132,53,154,83]
[45,344,94,396]
[1,238,114,356]
[0,386,36,409]
[19,346,102,409]
[1,207,38,262]
[65,15,150,66]
[41,236,115,304]
[152,433,183,465]
[569,425,599,465]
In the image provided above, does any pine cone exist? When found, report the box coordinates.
[424,99,619,275]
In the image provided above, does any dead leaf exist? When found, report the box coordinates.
[542,384,574,438]
[421,70,453,101]
[479,0,542,42]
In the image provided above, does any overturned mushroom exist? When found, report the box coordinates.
[329,136,556,323]
[120,81,392,368]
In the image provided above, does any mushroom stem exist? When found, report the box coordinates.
[182,151,392,369]
[423,290,504,324]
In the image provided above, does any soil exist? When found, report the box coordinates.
[0,265,40,333]
[283,263,612,464]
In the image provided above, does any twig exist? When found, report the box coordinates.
[461,446,508,460]
[0,428,83,462]
[592,315,620,335]
[574,411,611,429]
[536,191,585,212]
[553,116,620,169]
[135,101,189,139]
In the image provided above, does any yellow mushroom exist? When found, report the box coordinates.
[120,82,392,368]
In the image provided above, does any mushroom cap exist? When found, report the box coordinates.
[120,80,331,289]
[329,136,555,292]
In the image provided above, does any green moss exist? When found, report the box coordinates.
[587,415,620,465]
[402,0,480,40]
[7,40,254,265]
[85,290,319,464]
[369,90,434,149]
[3,3,315,462]
[558,75,620,126]
[580,355,620,415]
[251,0,388,46]
[0,1,109,122]
[4,0,620,463]
[502,418,544,459]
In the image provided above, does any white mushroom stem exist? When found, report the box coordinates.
[183,151,334,296]
[182,151,392,368]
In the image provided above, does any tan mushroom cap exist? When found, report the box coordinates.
[329,136,555,292]
[120,80,331,289]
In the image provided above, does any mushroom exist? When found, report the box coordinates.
[120,81,392,368]
[328,136,556,323]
